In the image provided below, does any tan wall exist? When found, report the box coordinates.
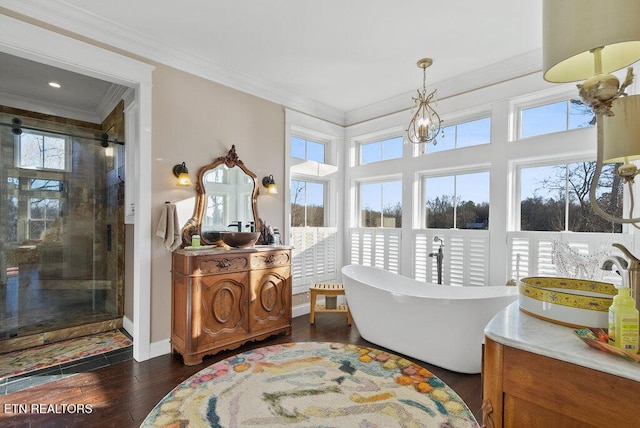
[0,13,287,345]
[149,64,285,342]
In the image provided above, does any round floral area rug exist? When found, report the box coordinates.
[141,342,479,427]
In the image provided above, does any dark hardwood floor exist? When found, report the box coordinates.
[0,314,482,427]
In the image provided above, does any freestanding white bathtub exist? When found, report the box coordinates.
[341,265,519,374]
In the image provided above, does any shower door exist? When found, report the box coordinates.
[0,112,123,342]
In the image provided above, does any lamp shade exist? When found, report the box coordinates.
[543,0,640,83]
[173,162,192,187]
[262,175,278,194]
[603,95,640,163]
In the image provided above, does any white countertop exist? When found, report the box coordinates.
[485,301,640,382]
[175,244,293,256]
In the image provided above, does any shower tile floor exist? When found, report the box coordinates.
[1,266,117,341]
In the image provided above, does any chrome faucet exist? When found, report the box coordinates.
[429,236,445,285]
[601,243,640,309]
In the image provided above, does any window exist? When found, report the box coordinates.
[359,180,402,227]
[17,131,68,171]
[204,195,225,229]
[291,136,325,163]
[30,178,63,191]
[519,162,622,233]
[360,136,403,164]
[291,180,325,227]
[423,171,490,229]
[520,99,593,138]
[425,117,490,154]
[29,197,61,239]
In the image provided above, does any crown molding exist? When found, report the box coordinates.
[96,83,129,122]
[344,49,543,126]
[0,0,346,125]
[0,89,101,123]
[2,1,546,127]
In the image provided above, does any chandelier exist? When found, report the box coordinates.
[407,58,443,145]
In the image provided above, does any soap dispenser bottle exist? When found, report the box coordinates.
[608,286,639,352]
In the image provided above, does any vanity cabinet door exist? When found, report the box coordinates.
[249,265,291,334]
[195,271,249,350]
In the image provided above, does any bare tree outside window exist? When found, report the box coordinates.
[291,180,325,227]
[19,132,66,170]
[29,197,61,239]
[520,162,622,233]
[424,172,490,229]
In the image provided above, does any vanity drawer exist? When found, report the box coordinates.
[250,250,291,269]
[171,253,251,276]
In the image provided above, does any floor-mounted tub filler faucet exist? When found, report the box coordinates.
[429,236,445,285]
[601,243,640,309]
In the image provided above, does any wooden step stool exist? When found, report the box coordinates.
[309,283,352,325]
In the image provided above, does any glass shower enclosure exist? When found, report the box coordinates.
[0,112,123,343]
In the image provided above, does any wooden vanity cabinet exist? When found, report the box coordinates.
[171,248,292,365]
[483,337,640,427]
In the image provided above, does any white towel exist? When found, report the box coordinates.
[156,203,182,251]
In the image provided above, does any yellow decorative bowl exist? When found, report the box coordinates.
[519,277,617,328]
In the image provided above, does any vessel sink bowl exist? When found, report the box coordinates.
[221,231,260,248]
[519,277,617,328]
[202,231,225,245]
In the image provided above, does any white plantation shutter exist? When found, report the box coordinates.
[291,229,305,282]
[413,230,489,286]
[449,235,465,286]
[291,227,337,288]
[347,229,628,287]
[509,236,530,280]
[537,239,556,276]
[386,232,400,273]
[317,228,337,279]
[507,231,632,281]
[349,228,401,273]
[468,236,489,286]
[414,234,429,281]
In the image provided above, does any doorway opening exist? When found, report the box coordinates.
[0,107,125,352]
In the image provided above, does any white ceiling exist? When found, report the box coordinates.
[0,0,544,123]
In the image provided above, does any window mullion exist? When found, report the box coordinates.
[453,175,458,229]
[564,165,569,231]
[379,184,384,227]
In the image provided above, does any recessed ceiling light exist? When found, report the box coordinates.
[48,82,61,88]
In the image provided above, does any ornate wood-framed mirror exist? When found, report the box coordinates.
[181,145,260,246]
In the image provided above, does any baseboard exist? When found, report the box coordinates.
[293,303,310,318]
[150,338,171,359]
[122,315,133,337]
[123,316,170,359]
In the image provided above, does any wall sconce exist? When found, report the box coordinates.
[173,162,192,187]
[101,133,114,157]
[262,175,278,194]
[543,0,640,224]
